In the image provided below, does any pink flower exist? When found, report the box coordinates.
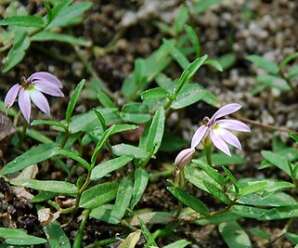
[4,72,64,122]
[174,147,195,168]
[191,103,250,156]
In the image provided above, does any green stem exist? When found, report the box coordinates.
[205,142,213,167]
[73,209,90,248]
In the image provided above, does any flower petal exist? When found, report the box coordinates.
[33,81,64,97]
[191,125,208,148]
[18,89,31,122]
[4,84,21,107]
[29,90,50,115]
[217,119,250,132]
[210,103,242,123]
[217,128,242,150]
[210,130,231,156]
[174,148,195,167]
[28,71,62,88]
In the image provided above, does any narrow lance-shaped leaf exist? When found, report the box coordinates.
[43,222,71,248]
[164,239,191,248]
[79,182,118,209]
[0,143,60,176]
[2,31,30,73]
[110,177,133,224]
[167,186,208,215]
[219,222,252,248]
[130,168,149,209]
[185,25,201,56]
[91,156,133,181]
[112,144,149,159]
[143,107,165,155]
[91,125,115,165]
[0,228,47,246]
[11,179,77,194]
[31,31,90,47]
[174,55,208,95]
[246,55,279,74]
[47,1,93,29]
[0,15,45,27]
[66,79,85,123]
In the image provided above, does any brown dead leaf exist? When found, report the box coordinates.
[0,112,15,141]
[38,208,60,226]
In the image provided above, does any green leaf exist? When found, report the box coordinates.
[130,168,149,209]
[232,205,298,220]
[204,59,223,72]
[185,25,200,56]
[26,128,54,144]
[193,160,225,186]
[110,177,133,224]
[280,52,298,69]
[165,41,189,69]
[286,232,298,245]
[91,156,133,181]
[143,107,165,154]
[91,125,115,165]
[288,64,298,80]
[218,53,236,70]
[247,55,279,74]
[164,239,191,248]
[2,31,30,73]
[139,219,158,248]
[58,149,90,170]
[110,124,138,135]
[219,222,252,248]
[47,1,93,29]
[175,55,208,94]
[261,151,292,176]
[237,180,268,196]
[120,112,151,124]
[66,79,85,123]
[11,179,77,194]
[210,153,245,166]
[44,222,71,248]
[172,84,217,109]
[0,228,47,245]
[69,108,120,133]
[203,180,231,204]
[194,0,222,13]
[129,211,174,226]
[249,227,270,240]
[32,191,57,203]
[174,5,189,34]
[238,192,298,207]
[31,31,90,46]
[141,87,168,102]
[168,186,208,215]
[0,143,59,175]
[31,119,67,129]
[122,41,173,100]
[96,89,117,108]
[256,75,290,91]
[0,15,44,27]
[112,144,149,159]
[80,182,118,209]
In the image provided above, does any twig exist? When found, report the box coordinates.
[235,115,298,134]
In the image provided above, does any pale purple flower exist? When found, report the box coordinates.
[174,147,195,168]
[191,103,250,156]
[4,72,63,122]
